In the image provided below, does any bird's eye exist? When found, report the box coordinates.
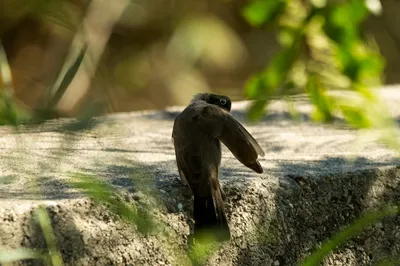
[220,99,227,105]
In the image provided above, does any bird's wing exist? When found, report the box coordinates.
[172,114,203,188]
[199,104,265,173]
[173,142,189,186]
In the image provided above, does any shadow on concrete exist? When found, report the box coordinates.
[20,205,85,266]
[85,154,400,265]
[231,157,400,266]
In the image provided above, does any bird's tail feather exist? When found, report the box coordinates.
[193,187,230,242]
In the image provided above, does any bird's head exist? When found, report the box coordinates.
[192,93,232,112]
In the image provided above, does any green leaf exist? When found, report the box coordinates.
[245,34,301,121]
[339,104,371,128]
[0,248,42,263]
[242,0,285,27]
[247,100,267,121]
[35,207,64,266]
[245,74,266,99]
[334,43,361,81]
[306,75,334,123]
[245,38,300,99]
[330,0,368,27]
[333,38,384,86]
[357,51,385,86]
[324,0,368,46]
[265,44,298,88]
[348,0,369,24]
[278,27,297,47]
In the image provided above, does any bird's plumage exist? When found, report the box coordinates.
[172,93,264,241]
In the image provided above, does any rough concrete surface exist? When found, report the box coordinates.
[1,87,400,266]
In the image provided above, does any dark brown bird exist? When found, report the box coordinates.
[172,93,265,241]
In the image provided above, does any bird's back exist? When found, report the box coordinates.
[172,102,222,195]
[173,102,220,149]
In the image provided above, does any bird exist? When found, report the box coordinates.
[172,93,265,242]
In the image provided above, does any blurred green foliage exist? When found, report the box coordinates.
[188,235,222,266]
[0,40,30,125]
[243,0,385,124]
[71,173,156,235]
[0,248,42,265]
[35,207,64,266]
[243,1,400,265]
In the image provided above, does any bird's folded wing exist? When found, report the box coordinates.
[200,105,265,173]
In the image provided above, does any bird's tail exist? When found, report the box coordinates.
[193,186,230,242]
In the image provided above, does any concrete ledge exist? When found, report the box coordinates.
[1,87,400,265]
